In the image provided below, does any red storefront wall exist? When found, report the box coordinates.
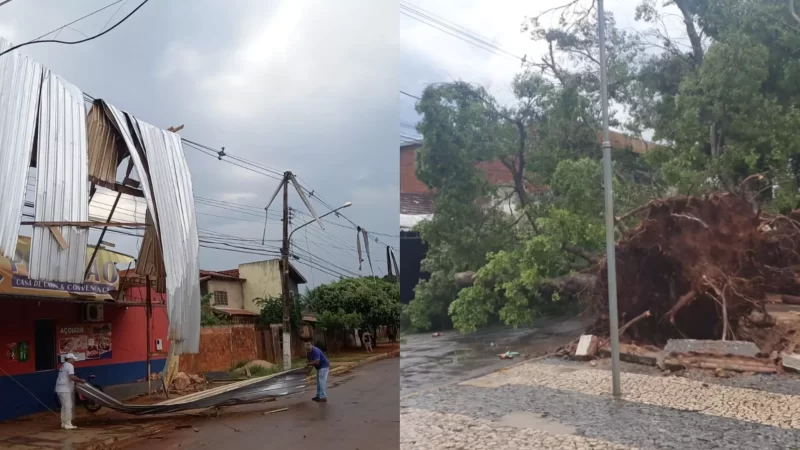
[0,286,169,421]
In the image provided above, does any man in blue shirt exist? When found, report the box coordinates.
[305,341,330,402]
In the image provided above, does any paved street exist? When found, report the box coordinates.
[401,317,587,396]
[401,358,800,449]
[129,357,400,450]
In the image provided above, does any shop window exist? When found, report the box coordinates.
[214,291,228,306]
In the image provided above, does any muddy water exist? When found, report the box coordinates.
[400,316,589,396]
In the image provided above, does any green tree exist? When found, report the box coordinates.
[409,72,648,333]
[255,296,302,329]
[201,293,231,326]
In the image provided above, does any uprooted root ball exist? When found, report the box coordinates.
[592,193,800,345]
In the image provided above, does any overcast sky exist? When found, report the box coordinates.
[1,0,399,288]
[399,0,686,140]
[0,0,686,288]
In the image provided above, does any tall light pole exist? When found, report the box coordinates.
[281,201,352,371]
[598,0,622,398]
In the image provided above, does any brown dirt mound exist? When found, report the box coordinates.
[592,193,800,345]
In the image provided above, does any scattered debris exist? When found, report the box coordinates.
[780,352,800,373]
[172,372,192,391]
[262,407,289,415]
[597,343,660,367]
[498,351,520,360]
[431,332,443,337]
[714,368,731,378]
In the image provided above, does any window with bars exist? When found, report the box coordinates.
[213,291,228,306]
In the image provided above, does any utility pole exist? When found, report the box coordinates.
[598,0,622,398]
[280,172,292,371]
[264,170,324,371]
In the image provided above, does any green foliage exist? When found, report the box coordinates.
[201,293,232,326]
[410,0,800,333]
[309,277,401,331]
[255,296,303,329]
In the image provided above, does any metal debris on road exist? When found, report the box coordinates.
[76,368,307,415]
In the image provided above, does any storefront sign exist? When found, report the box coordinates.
[6,342,16,361]
[0,236,134,300]
[58,324,112,362]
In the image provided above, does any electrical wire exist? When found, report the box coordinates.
[400,2,523,62]
[0,0,151,58]
[30,0,126,41]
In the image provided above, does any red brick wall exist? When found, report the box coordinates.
[179,325,258,373]
[400,144,520,195]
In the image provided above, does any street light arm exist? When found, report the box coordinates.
[288,203,351,242]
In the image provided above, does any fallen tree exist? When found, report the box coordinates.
[592,193,800,345]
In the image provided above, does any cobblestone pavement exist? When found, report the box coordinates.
[401,408,634,450]
[401,360,800,449]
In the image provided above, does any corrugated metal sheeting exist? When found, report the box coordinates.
[0,38,202,355]
[0,38,43,259]
[103,101,201,355]
[29,71,90,282]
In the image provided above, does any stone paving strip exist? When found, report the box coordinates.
[462,363,800,429]
[401,407,637,450]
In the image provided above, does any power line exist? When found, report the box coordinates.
[400,2,524,62]
[30,0,127,41]
[100,0,133,33]
[0,0,150,58]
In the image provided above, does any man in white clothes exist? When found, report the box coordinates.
[54,353,85,430]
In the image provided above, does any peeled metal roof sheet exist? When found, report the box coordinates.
[76,368,308,414]
[28,70,89,283]
[0,38,43,259]
[103,100,201,354]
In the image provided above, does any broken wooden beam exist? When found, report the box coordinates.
[597,343,661,367]
[22,221,148,228]
[664,354,777,373]
[48,226,68,250]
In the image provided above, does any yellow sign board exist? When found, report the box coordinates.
[0,236,135,300]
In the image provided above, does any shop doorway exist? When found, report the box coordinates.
[34,319,56,371]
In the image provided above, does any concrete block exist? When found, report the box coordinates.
[780,352,800,373]
[664,339,760,357]
[574,335,597,359]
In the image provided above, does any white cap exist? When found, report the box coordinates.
[65,353,76,361]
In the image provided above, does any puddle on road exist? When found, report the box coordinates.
[493,411,576,436]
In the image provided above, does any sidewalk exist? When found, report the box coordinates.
[401,358,800,449]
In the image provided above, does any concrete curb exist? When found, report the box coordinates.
[306,350,400,383]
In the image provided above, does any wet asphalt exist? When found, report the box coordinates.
[400,316,588,396]
[128,357,400,450]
